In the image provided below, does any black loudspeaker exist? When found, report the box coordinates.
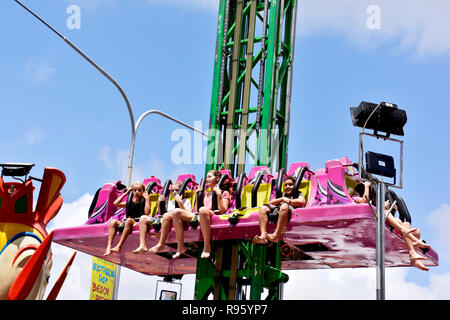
[365,151,396,179]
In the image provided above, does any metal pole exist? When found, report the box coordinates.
[376,180,385,300]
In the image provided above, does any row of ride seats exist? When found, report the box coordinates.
[86,162,316,228]
[86,157,413,228]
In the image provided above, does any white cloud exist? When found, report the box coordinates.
[97,145,129,181]
[46,192,93,299]
[49,193,94,230]
[98,145,115,170]
[47,244,92,300]
[64,0,218,13]
[115,269,196,300]
[428,272,450,299]
[56,0,450,59]
[23,58,56,83]
[426,203,450,264]
[284,268,374,300]
[142,0,450,58]
[146,0,219,12]
[297,0,450,58]
[427,203,450,244]
[97,145,187,185]
[285,267,450,300]
[23,128,46,147]
[64,0,117,11]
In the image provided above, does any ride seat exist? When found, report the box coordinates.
[337,157,361,198]
[287,162,313,206]
[220,166,272,224]
[87,182,122,224]
[313,168,328,206]
[326,159,353,205]
[109,177,164,222]
[241,166,272,209]
[176,174,198,211]
[143,177,163,217]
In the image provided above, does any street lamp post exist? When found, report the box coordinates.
[350,101,407,300]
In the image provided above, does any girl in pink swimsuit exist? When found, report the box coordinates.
[149,170,230,259]
[197,170,230,258]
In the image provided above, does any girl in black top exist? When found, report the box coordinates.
[253,175,305,244]
[104,182,150,256]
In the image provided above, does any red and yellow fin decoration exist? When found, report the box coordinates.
[34,168,66,233]
[0,167,75,300]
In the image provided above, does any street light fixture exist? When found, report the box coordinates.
[350,100,407,301]
[350,101,407,188]
[350,101,407,137]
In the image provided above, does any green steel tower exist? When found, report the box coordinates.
[196,0,298,300]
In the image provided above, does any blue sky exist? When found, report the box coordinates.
[1,0,449,299]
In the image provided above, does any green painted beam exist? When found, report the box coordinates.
[198,0,298,300]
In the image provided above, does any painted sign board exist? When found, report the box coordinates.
[89,257,116,300]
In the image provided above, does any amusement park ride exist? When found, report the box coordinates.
[1,0,439,300]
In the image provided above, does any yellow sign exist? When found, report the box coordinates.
[89,257,116,300]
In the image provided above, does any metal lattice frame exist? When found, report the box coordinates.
[205,0,298,176]
[197,0,298,300]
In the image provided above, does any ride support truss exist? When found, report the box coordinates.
[206,0,298,177]
[197,0,298,300]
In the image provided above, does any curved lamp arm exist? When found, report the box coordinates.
[135,110,206,137]
[126,110,208,185]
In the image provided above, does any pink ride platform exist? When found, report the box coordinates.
[52,157,438,276]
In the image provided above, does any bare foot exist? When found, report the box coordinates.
[132,246,148,254]
[110,246,120,253]
[172,251,187,259]
[200,251,210,259]
[401,227,418,236]
[252,235,268,244]
[172,252,182,259]
[266,233,280,243]
[412,240,430,249]
[411,259,429,271]
[104,248,111,256]
[406,227,418,234]
[149,243,164,253]
[410,252,426,261]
